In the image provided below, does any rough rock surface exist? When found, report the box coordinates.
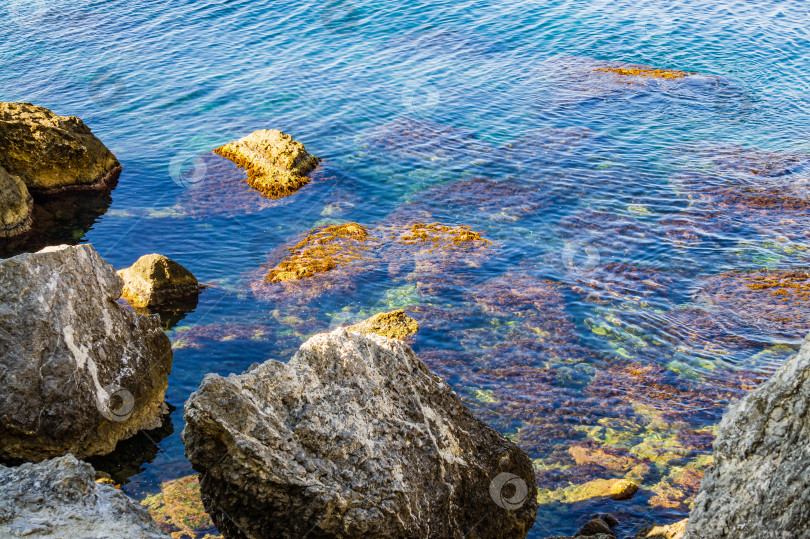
[118,253,201,308]
[0,454,168,538]
[685,334,810,538]
[0,244,173,460]
[214,129,319,199]
[184,328,537,539]
[345,309,419,339]
[636,519,687,539]
[0,165,32,237]
[0,102,121,192]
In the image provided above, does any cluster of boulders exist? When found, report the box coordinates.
[4,99,810,539]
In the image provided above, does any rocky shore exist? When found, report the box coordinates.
[2,98,810,539]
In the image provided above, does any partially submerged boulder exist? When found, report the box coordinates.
[0,102,121,193]
[213,129,319,199]
[0,454,168,538]
[0,244,173,461]
[685,334,810,538]
[118,253,202,308]
[345,309,419,339]
[184,328,537,538]
[0,165,32,237]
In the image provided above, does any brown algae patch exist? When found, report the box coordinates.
[593,66,692,80]
[698,269,810,338]
[213,129,320,199]
[266,223,373,283]
[393,222,492,251]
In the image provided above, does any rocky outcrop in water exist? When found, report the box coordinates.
[0,454,168,538]
[684,334,810,538]
[0,165,32,237]
[118,253,202,308]
[0,102,121,193]
[0,244,173,461]
[345,309,419,339]
[214,129,319,199]
[184,327,537,538]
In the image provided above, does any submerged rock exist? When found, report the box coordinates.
[0,454,168,538]
[0,165,32,237]
[636,519,687,539]
[0,244,173,461]
[345,309,419,339]
[184,328,537,539]
[142,474,220,539]
[214,129,320,199]
[685,334,810,538]
[118,253,202,308]
[0,102,121,193]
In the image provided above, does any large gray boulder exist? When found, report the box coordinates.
[685,334,810,538]
[0,454,168,538]
[0,244,173,461]
[184,328,538,539]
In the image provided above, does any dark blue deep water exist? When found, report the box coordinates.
[2,0,810,536]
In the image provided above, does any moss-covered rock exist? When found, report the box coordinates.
[213,129,319,199]
[141,474,220,539]
[0,165,32,238]
[346,309,419,339]
[118,254,201,309]
[0,102,121,193]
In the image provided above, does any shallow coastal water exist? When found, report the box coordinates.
[2,0,810,536]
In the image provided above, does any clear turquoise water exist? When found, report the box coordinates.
[3,0,810,536]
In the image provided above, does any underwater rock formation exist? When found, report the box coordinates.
[0,244,173,461]
[0,165,32,237]
[0,454,168,538]
[118,253,202,308]
[213,129,319,199]
[184,328,537,539]
[634,519,687,539]
[345,309,419,339]
[685,334,810,538]
[142,474,219,539]
[0,102,121,193]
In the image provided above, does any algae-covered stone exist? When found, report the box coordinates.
[346,309,419,339]
[118,254,201,308]
[141,474,219,539]
[0,102,121,192]
[184,328,537,539]
[548,478,639,503]
[0,165,32,237]
[635,519,687,539]
[213,129,319,199]
[0,455,168,538]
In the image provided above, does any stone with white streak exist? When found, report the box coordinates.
[183,328,537,538]
[0,244,173,461]
[0,454,168,538]
[685,334,810,538]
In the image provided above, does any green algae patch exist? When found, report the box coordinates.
[266,223,373,283]
[541,477,640,504]
[213,129,319,199]
[346,309,419,339]
[142,474,220,538]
